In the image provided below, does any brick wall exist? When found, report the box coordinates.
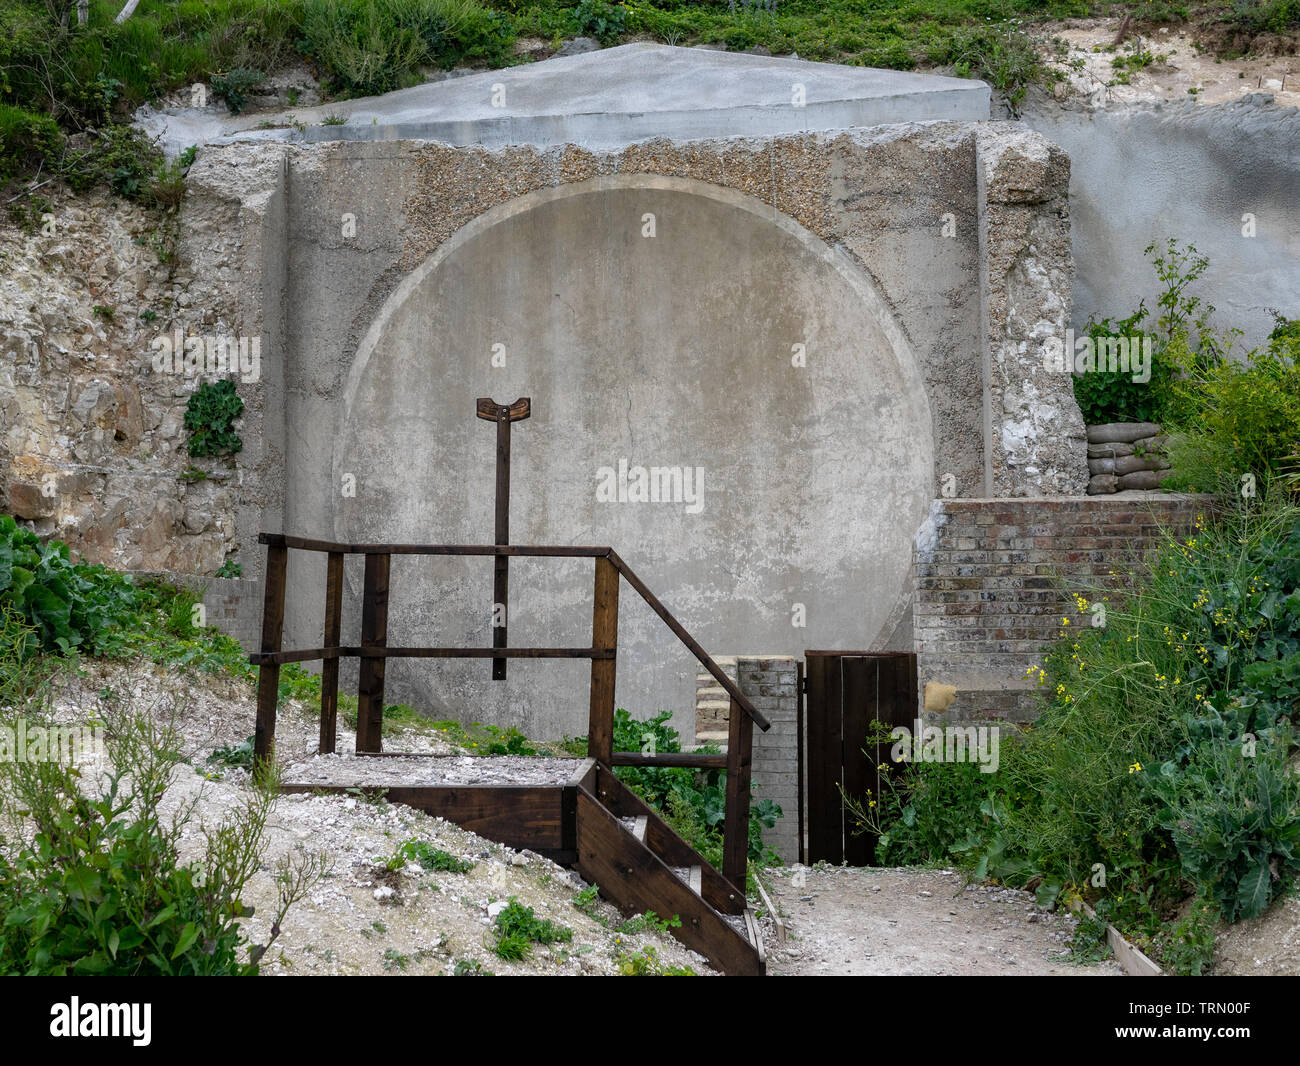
[737,656,799,865]
[914,493,1207,723]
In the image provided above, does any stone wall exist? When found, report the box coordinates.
[913,493,1207,723]
[0,188,245,575]
[737,655,799,865]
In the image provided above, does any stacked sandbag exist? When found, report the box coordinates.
[1086,422,1170,494]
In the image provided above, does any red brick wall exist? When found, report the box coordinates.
[914,494,1208,723]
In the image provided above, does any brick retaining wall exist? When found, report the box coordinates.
[914,493,1208,723]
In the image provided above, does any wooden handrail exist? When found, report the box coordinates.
[252,646,616,665]
[606,550,769,731]
[250,531,763,889]
[258,533,612,557]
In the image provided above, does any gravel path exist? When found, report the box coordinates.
[283,752,585,787]
[765,865,1123,976]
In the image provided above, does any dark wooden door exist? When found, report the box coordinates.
[802,651,917,866]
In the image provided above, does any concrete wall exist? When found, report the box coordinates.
[1022,95,1300,351]
[185,120,1083,741]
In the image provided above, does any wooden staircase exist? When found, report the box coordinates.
[250,528,772,976]
[575,762,764,976]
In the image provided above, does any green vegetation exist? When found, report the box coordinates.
[855,497,1300,973]
[0,513,141,656]
[1071,239,1300,494]
[388,838,475,873]
[452,957,494,974]
[491,897,573,960]
[5,1,1295,206]
[615,943,695,975]
[575,708,783,887]
[614,910,681,935]
[0,616,327,974]
[184,379,244,458]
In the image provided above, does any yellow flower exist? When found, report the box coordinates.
[1129,762,1142,774]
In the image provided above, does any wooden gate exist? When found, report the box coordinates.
[800,651,918,866]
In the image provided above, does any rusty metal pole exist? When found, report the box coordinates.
[476,397,530,679]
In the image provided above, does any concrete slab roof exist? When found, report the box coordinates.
[137,43,991,155]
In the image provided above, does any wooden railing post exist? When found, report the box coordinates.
[356,552,391,753]
[253,541,288,776]
[722,695,754,891]
[319,551,344,754]
[587,555,619,764]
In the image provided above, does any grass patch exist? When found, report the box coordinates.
[491,897,573,960]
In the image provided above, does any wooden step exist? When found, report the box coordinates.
[576,787,764,976]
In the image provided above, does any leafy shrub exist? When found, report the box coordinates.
[843,736,996,867]
[390,839,474,873]
[210,67,265,114]
[0,102,62,185]
[184,379,244,457]
[208,735,256,770]
[572,0,627,43]
[615,944,695,975]
[1148,732,1300,922]
[0,692,326,975]
[0,515,140,655]
[1162,319,1300,493]
[1071,307,1174,425]
[905,495,1300,962]
[491,898,572,960]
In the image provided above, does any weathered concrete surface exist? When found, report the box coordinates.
[185,119,1078,739]
[138,43,990,157]
[1022,94,1300,351]
[159,39,1081,738]
[325,173,934,738]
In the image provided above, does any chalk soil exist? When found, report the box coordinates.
[765,864,1122,976]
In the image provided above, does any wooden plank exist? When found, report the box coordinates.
[605,550,769,731]
[253,542,287,769]
[593,766,745,913]
[490,403,514,681]
[805,654,844,865]
[259,533,611,557]
[319,551,343,755]
[575,788,762,975]
[723,695,754,889]
[587,556,618,765]
[355,552,390,754]
[252,646,616,665]
[743,907,766,966]
[796,658,806,866]
[841,655,874,866]
[610,751,728,769]
[281,784,566,851]
[567,758,597,790]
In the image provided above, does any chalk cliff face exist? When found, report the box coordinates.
[0,185,242,576]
